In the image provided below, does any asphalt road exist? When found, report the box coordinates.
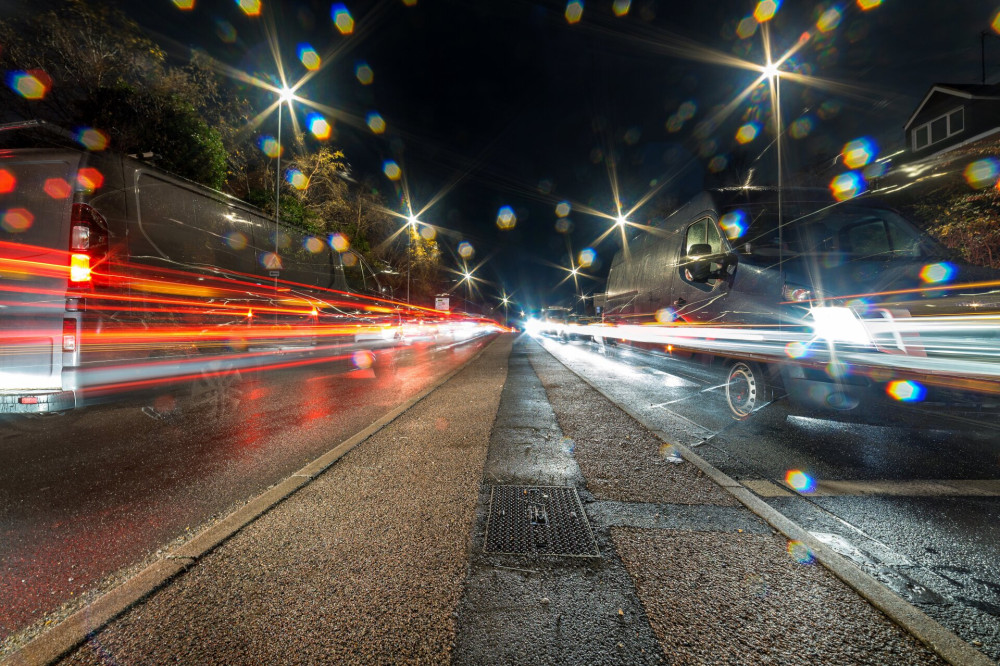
[537,334,1000,662]
[0,333,494,647]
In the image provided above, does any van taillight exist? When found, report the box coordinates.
[69,253,91,282]
[62,318,77,352]
[70,224,90,250]
[69,203,108,284]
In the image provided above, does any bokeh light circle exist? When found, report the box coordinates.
[356,63,374,85]
[736,15,758,39]
[817,7,842,32]
[43,178,72,199]
[76,168,104,191]
[76,128,109,151]
[919,262,956,284]
[735,123,759,144]
[0,169,15,194]
[351,350,374,369]
[259,135,281,158]
[785,341,808,359]
[286,169,308,190]
[308,114,332,140]
[225,232,247,250]
[496,205,516,229]
[332,4,355,34]
[719,210,747,240]
[964,159,1000,189]
[7,70,51,100]
[841,137,877,170]
[458,241,474,259]
[789,116,814,139]
[753,0,780,23]
[887,380,925,402]
[237,0,261,17]
[829,171,865,201]
[785,470,816,493]
[330,232,350,253]
[1,208,34,233]
[654,307,677,323]
[787,540,815,564]
[612,0,630,16]
[298,44,321,71]
[366,112,386,134]
[578,247,597,268]
[382,160,401,180]
[565,0,583,23]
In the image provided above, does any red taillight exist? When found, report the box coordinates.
[62,318,77,352]
[69,203,108,284]
[69,253,91,282]
[19,397,39,405]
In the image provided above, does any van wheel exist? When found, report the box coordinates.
[726,361,768,420]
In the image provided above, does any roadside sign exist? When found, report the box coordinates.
[435,297,450,311]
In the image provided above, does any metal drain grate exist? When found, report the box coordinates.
[484,486,600,558]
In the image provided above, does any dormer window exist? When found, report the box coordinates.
[912,107,964,150]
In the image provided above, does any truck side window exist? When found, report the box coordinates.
[684,217,722,254]
[844,219,891,258]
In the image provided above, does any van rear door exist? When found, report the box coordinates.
[0,152,78,405]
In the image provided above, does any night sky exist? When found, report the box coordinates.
[56,0,1000,313]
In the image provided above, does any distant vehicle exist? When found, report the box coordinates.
[539,306,571,337]
[603,187,1000,421]
[0,121,390,414]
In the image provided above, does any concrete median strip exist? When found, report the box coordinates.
[1,336,500,666]
[546,345,995,666]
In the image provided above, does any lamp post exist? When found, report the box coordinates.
[406,215,418,304]
[275,86,294,262]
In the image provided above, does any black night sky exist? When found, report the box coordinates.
[43,0,1000,314]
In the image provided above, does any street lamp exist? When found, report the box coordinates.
[275,86,294,263]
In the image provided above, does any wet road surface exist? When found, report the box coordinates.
[0,334,494,645]
[537,334,1000,661]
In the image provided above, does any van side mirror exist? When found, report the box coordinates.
[686,243,714,281]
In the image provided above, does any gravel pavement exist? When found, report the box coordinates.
[41,333,952,665]
[57,335,512,665]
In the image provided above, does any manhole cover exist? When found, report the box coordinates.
[484,486,600,558]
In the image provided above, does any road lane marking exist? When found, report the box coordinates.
[743,478,1000,497]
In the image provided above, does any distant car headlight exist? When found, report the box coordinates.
[809,306,872,345]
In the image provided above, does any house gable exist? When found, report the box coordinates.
[904,84,1000,159]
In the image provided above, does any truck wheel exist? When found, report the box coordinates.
[726,361,768,420]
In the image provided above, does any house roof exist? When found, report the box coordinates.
[904,83,1000,130]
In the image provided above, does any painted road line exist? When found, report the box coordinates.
[743,478,1000,498]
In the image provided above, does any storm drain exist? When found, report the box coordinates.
[484,486,600,558]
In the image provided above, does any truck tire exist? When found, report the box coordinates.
[725,361,769,420]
